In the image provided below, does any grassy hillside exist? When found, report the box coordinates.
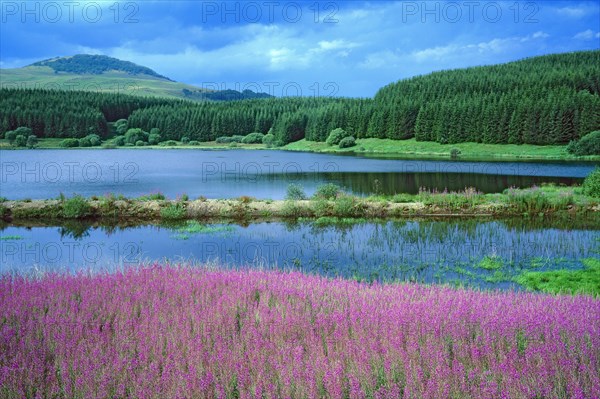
[1,55,272,101]
[0,65,212,100]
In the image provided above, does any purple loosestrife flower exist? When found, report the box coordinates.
[0,266,598,398]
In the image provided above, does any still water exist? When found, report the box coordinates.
[0,149,595,199]
[2,218,598,290]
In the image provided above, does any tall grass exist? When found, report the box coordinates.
[160,202,186,219]
[503,185,583,214]
[504,186,551,213]
[1,266,598,398]
[61,195,93,218]
[416,187,484,210]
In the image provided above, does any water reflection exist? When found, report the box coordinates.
[2,217,598,291]
[281,172,581,195]
[0,149,595,199]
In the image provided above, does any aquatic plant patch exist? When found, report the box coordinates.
[516,258,600,296]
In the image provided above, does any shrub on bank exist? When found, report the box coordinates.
[338,136,356,149]
[262,133,275,146]
[115,119,128,135]
[5,127,32,146]
[60,138,79,148]
[62,195,92,218]
[567,131,600,156]
[285,183,306,200]
[79,137,92,148]
[112,135,126,146]
[26,135,38,149]
[14,135,27,147]
[79,134,101,147]
[148,133,162,145]
[311,197,331,217]
[124,128,149,145]
[582,167,600,198]
[333,195,366,217]
[216,135,244,144]
[326,128,350,146]
[242,132,265,144]
[314,183,341,200]
[4,130,17,143]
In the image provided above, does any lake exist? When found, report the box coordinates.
[2,218,598,290]
[0,149,596,199]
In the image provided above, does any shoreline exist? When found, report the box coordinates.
[2,137,599,162]
[0,198,500,221]
[2,187,598,222]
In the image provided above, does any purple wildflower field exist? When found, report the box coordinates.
[1,265,598,398]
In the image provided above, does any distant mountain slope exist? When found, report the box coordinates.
[1,54,273,102]
[30,54,173,81]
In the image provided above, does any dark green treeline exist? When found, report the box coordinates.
[372,50,600,145]
[0,89,176,138]
[1,50,598,145]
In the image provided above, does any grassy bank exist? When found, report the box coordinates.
[284,138,600,161]
[1,185,598,222]
[2,137,599,161]
[1,265,598,398]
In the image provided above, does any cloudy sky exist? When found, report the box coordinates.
[1,1,599,97]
